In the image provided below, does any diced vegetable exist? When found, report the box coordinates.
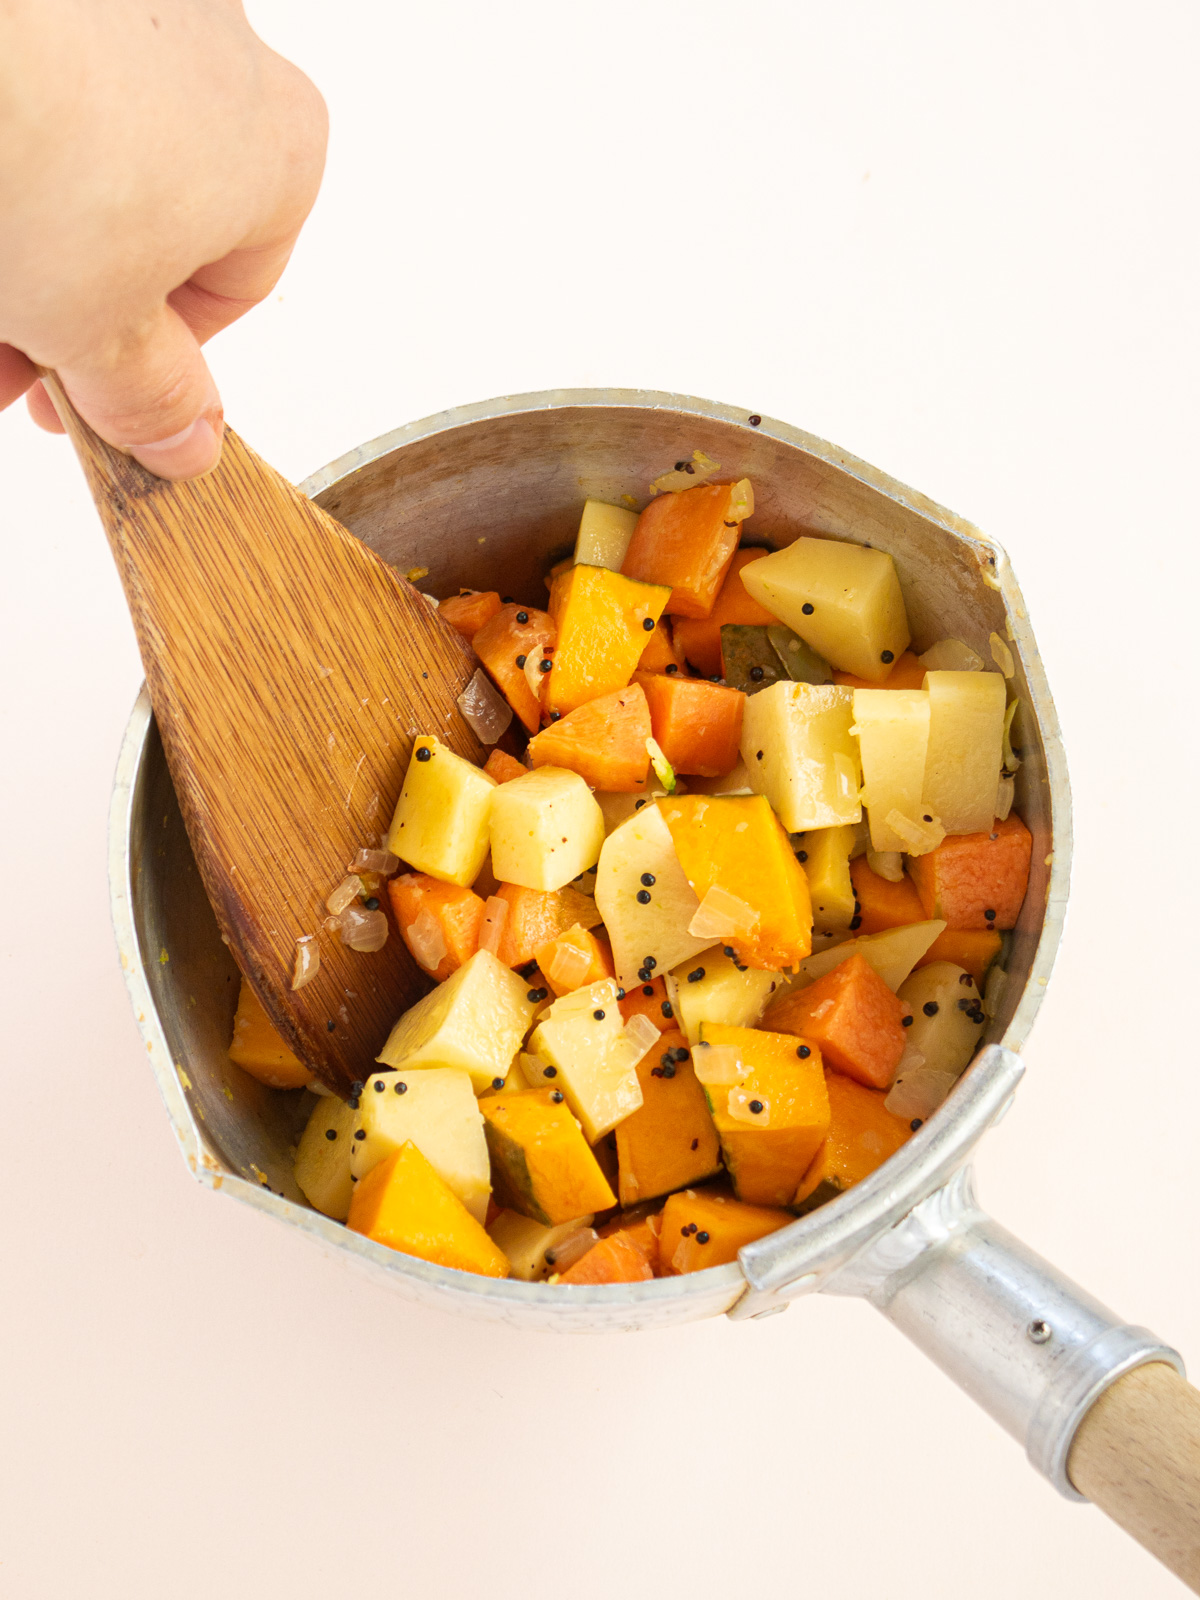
[574,500,639,570]
[389,873,485,981]
[921,670,1007,833]
[534,925,614,996]
[488,767,606,892]
[377,948,537,1092]
[438,589,502,641]
[557,1228,656,1283]
[594,803,714,987]
[636,615,688,675]
[884,1066,957,1122]
[789,918,945,993]
[353,1068,491,1223]
[481,1087,617,1224]
[833,650,927,690]
[488,881,604,968]
[661,794,813,971]
[908,813,1032,930]
[664,949,783,1044]
[896,961,985,1079]
[472,602,557,733]
[849,856,925,934]
[793,1073,912,1214]
[698,1023,831,1207]
[852,688,932,853]
[527,684,652,791]
[527,979,644,1142]
[546,564,671,716]
[614,1029,722,1206]
[294,1093,357,1218]
[486,1209,597,1281]
[802,823,858,935]
[621,481,751,618]
[915,928,1002,987]
[618,974,675,1033]
[658,1187,792,1274]
[740,681,861,832]
[634,673,745,777]
[482,749,527,783]
[228,975,312,1089]
[671,549,777,677]
[741,537,910,681]
[386,735,496,888]
[347,1141,510,1278]
[763,952,907,1089]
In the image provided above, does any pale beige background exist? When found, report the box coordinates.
[2,2,1197,1595]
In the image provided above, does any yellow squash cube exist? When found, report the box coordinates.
[294,1093,358,1220]
[852,688,932,852]
[386,735,496,887]
[740,681,861,832]
[353,1068,491,1223]
[802,823,858,935]
[488,766,606,891]
[790,917,946,992]
[921,671,1007,834]
[376,948,537,1092]
[665,949,784,1045]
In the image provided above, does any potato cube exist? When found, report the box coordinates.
[527,979,643,1143]
[488,767,605,891]
[664,949,784,1045]
[487,1209,598,1280]
[574,500,639,570]
[788,917,946,993]
[376,948,537,1092]
[852,688,932,853]
[594,802,713,987]
[801,823,858,935]
[740,681,861,832]
[921,671,1006,834]
[896,961,985,1077]
[353,1068,490,1223]
[386,735,496,887]
[294,1093,358,1220]
[740,536,910,681]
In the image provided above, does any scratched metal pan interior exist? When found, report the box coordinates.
[111,389,1071,1333]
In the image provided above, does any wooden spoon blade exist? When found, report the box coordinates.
[47,378,486,1091]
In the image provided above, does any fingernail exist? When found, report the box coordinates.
[130,413,224,480]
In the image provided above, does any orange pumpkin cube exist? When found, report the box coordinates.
[849,857,926,934]
[636,615,689,676]
[673,548,778,677]
[621,482,745,619]
[438,589,502,641]
[762,952,907,1090]
[908,812,1033,931]
[914,928,1002,988]
[545,563,671,716]
[793,1071,913,1214]
[618,974,675,1033]
[388,872,486,981]
[533,924,615,997]
[615,1030,722,1207]
[489,882,604,968]
[832,651,927,691]
[658,1187,793,1275]
[661,794,813,971]
[347,1142,510,1278]
[527,684,652,791]
[635,672,745,778]
[481,1088,617,1224]
[472,602,557,733]
[227,975,312,1089]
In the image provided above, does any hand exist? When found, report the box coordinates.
[0,0,327,478]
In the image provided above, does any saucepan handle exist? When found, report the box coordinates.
[831,1173,1199,1589]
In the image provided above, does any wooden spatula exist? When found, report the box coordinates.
[45,375,486,1093]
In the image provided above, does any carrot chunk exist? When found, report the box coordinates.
[545,564,670,716]
[491,883,604,969]
[482,749,527,784]
[534,925,615,997]
[438,589,502,641]
[557,1229,655,1284]
[833,650,927,690]
[907,812,1033,931]
[634,673,745,777]
[793,1072,912,1214]
[472,602,556,733]
[673,549,778,677]
[658,1187,792,1274]
[915,928,1002,987]
[849,857,926,934]
[762,952,906,1089]
[389,873,486,981]
[621,483,744,618]
[527,684,652,791]
[618,974,674,1033]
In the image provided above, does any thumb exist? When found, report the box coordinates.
[55,302,225,480]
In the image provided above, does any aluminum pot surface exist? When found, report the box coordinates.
[112,388,1068,1335]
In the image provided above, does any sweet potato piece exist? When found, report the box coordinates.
[763,952,907,1089]
[534,925,615,997]
[481,1088,616,1224]
[545,564,671,716]
[636,615,688,676]
[793,1072,912,1214]
[483,749,527,784]
[389,872,486,981]
[228,976,312,1089]
[527,684,652,792]
[634,673,745,778]
[849,857,926,935]
[908,812,1032,931]
[472,602,556,733]
[492,882,604,969]
[833,650,927,691]
[659,1186,792,1274]
[438,589,502,641]
[915,928,1002,987]
[618,975,675,1034]
[347,1142,509,1278]
[661,794,813,971]
[615,1030,722,1206]
[557,1228,655,1284]
[672,549,778,677]
[621,483,746,619]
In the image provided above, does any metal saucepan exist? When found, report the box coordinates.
[109,390,1199,1584]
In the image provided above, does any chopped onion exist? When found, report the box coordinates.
[1001,697,1021,774]
[885,1067,957,1121]
[688,885,760,940]
[350,847,400,877]
[989,632,1015,678]
[885,809,946,856]
[867,850,905,883]
[919,638,984,672]
[326,874,364,915]
[646,736,676,794]
[524,652,549,699]
[995,776,1015,822]
[692,1043,746,1087]
[406,908,448,972]
[457,668,513,745]
[726,1087,771,1126]
[983,965,1008,1020]
[545,1225,599,1273]
[726,477,755,522]
[649,449,721,495]
[546,938,593,992]
[619,1012,661,1068]
[477,895,509,955]
[291,936,320,990]
[339,905,389,952]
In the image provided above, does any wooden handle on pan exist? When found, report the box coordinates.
[1069,1363,1200,1591]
